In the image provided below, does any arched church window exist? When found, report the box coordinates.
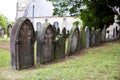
[36,22,41,31]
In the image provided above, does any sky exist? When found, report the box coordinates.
[0,0,17,21]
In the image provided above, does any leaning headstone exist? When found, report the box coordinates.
[55,27,60,36]
[54,35,66,59]
[7,24,12,37]
[0,28,4,38]
[62,27,67,38]
[91,28,96,47]
[101,25,106,42]
[80,27,86,49]
[54,28,67,59]
[95,29,101,46]
[67,26,80,56]
[37,23,55,64]
[10,17,36,70]
[85,26,90,48]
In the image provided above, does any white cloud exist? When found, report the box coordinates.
[0,0,17,21]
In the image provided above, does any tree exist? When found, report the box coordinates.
[0,13,9,33]
[48,0,120,29]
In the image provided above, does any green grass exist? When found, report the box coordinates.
[0,49,10,68]
[0,40,120,80]
[0,38,10,42]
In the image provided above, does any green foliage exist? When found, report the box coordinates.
[48,0,120,29]
[0,14,9,33]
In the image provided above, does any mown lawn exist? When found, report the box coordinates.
[0,40,120,80]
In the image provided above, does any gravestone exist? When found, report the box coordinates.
[62,27,67,38]
[80,27,86,49]
[37,23,55,64]
[85,27,90,48]
[54,28,66,59]
[95,29,101,46]
[91,28,96,46]
[56,27,60,35]
[7,24,12,37]
[10,17,35,70]
[101,25,106,42]
[67,26,80,56]
[0,28,4,38]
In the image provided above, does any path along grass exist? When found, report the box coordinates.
[0,40,120,80]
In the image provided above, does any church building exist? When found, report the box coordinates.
[16,0,77,32]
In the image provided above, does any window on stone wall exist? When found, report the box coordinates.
[36,22,41,31]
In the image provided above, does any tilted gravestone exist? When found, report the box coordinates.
[56,27,60,35]
[0,28,4,38]
[101,25,106,42]
[91,28,96,47]
[7,24,12,37]
[10,17,36,70]
[54,28,66,59]
[67,26,80,56]
[95,29,101,46]
[37,23,55,64]
[80,27,86,49]
[85,26,90,48]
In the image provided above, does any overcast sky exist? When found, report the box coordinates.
[0,0,17,21]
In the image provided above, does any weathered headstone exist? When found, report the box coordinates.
[101,25,106,42]
[54,28,66,59]
[67,26,80,56]
[37,23,55,64]
[95,29,101,46]
[0,28,4,38]
[62,27,67,38]
[91,28,96,46]
[7,24,12,38]
[10,17,35,70]
[80,27,86,49]
[85,26,90,48]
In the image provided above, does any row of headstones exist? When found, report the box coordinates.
[10,17,106,70]
[0,24,12,38]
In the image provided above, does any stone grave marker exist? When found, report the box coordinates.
[80,27,86,49]
[91,28,96,46]
[95,29,101,46]
[85,26,90,48]
[101,25,106,42]
[67,26,80,56]
[0,28,4,38]
[37,23,55,64]
[10,17,35,70]
[7,24,12,37]
[54,28,66,59]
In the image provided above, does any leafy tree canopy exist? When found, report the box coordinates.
[48,0,120,29]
